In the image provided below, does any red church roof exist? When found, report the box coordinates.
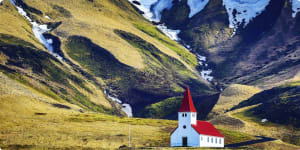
[192,121,224,137]
[178,86,197,112]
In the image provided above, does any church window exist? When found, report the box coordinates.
[215,138,217,143]
[183,125,186,129]
[185,113,187,117]
[182,113,184,117]
[192,113,195,117]
[219,139,221,144]
[201,136,203,141]
[207,137,209,142]
[211,137,213,143]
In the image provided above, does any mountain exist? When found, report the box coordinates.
[132,0,300,88]
[0,0,299,121]
[1,0,300,149]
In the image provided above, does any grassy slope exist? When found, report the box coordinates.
[23,0,198,71]
[0,74,174,149]
[0,72,271,149]
[210,83,300,149]
[0,1,117,115]
[209,84,262,117]
[14,0,215,117]
[232,81,300,127]
[0,75,297,149]
[138,93,220,120]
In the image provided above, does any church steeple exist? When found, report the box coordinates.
[178,86,197,125]
[178,86,197,112]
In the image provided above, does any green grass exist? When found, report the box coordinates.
[232,107,300,147]
[218,128,256,145]
[231,84,300,127]
[65,35,132,79]
[134,22,198,67]
[138,97,182,119]
[64,31,213,118]
[0,33,114,114]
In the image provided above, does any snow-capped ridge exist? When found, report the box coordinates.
[223,0,271,36]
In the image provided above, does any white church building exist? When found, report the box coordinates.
[170,87,224,147]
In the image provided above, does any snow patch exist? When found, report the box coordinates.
[122,104,133,118]
[187,0,209,18]
[196,54,206,61]
[261,118,268,123]
[45,15,51,19]
[152,0,173,21]
[223,0,271,35]
[104,90,133,117]
[128,0,158,21]
[128,0,173,22]
[128,0,181,40]
[291,0,300,17]
[201,69,213,81]
[10,0,63,60]
[157,24,181,41]
[195,54,213,81]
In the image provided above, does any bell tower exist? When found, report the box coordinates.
[178,86,197,127]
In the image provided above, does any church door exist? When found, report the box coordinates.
[182,137,187,147]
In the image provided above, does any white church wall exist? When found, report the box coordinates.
[199,135,224,147]
[178,112,196,127]
[171,124,199,147]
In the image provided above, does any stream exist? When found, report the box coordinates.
[10,0,63,60]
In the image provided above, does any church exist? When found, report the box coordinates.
[170,87,224,147]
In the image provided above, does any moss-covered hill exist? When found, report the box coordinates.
[232,81,300,127]
[0,0,218,118]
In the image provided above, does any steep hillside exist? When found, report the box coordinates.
[209,84,262,117]
[133,0,300,89]
[0,0,119,115]
[0,0,219,118]
[137,93,219,119]
[209,83,300,148]
[232,81,300,127]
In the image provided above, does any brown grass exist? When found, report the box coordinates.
[210,84,261,117]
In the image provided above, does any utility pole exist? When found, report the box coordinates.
[128,123,131,149]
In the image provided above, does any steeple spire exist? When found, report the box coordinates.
[178,86,197,112]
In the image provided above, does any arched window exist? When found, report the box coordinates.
[207,137,209,142]
[215,138,217,143]
[183,125,186,129]
[201,136,203,141]
[182,113,184,117]
[185,113,187,117]
[211,137,213,143]
[219,139,221,144]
